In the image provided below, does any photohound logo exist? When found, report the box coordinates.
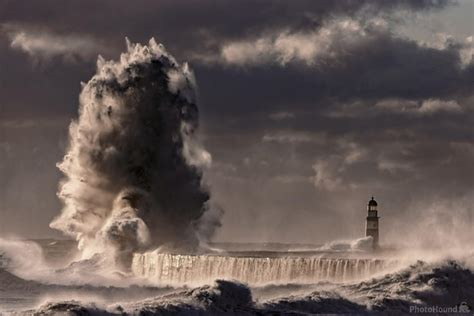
[409,301,471,314]
[458,301,470,313]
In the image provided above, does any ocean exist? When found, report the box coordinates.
[1,238,473,315]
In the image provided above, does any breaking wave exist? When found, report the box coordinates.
[1,238,473,314]
[9,258,472,315]
[316,236,374,252]
[50,39,220,270]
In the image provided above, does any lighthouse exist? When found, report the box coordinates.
[365,197,379,249]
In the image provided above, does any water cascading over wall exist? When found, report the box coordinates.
[132,252,397,285]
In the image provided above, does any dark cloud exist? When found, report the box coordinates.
[0,0,460,118]
[0,37,94,119]
[0,0,472,244]
[196,30,472,118]
[0,0,449,33]
[0,0,450,61]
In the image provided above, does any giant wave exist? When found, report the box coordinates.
[10,258,472,315]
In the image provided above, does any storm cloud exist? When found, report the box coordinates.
[0,0,472,246]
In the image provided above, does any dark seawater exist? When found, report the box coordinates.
[1,239,473,315]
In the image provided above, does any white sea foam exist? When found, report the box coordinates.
[131,252,397,286]
[1,238,473,314]
[13,259,473,315]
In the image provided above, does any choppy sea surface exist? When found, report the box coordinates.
[1,238,473,315]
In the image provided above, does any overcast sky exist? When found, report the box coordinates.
[0,0,473,246]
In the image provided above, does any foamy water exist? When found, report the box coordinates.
[1,238,473,314]
[132,252,398,285]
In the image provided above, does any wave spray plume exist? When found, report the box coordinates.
[50,39,219,269]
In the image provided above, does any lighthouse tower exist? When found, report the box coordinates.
[365,197,379,249]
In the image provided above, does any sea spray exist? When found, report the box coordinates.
[50,39,220,269]
[132,252,398,285]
